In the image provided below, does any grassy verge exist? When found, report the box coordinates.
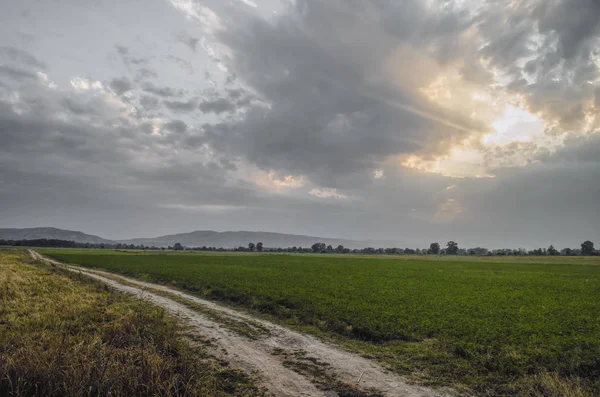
[39,249,600,396]
[78,267,272,340]
[0,249,264,397]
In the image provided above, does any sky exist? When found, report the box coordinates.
[0,0,599,248]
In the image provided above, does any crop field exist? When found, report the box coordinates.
[40,248,600,396]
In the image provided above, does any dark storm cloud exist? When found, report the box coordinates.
[193,0,483,187]
[170,0,599,189]
[536,0,600,60]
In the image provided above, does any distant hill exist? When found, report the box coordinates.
[120,230,377,249]
[0,227,405,249]
[0,227,115,244]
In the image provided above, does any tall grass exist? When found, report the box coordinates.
[0,249,263,396]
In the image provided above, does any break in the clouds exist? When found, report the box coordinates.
[0,0,599,247]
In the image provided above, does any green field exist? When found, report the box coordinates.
[40,249,600,396]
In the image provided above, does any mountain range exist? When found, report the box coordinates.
[0,227,115,244]
[0,227,404,249]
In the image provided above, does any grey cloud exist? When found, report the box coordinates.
[0,61,256,223]
[116,45,129,56]
[227,88,244,100]
[139,95,160,111]
[0,64,39,83]
[475,0,600,130]
[0,46,46,69]
[143,82,185,97]
[541,134,600,164]
[225,73,237,85]
[115,45,150,68]
[176,33,200,52]
[164,97,198,112]
[199,97,236,114]
[199,88,255,114]
[521,82,597,130]
[480,24,535,69]
[164,119,187,133]
[135,67,158,82]
[536,0,600,60]
[108,77,133,95]
[195,0,481,187]
[168,55,194,74]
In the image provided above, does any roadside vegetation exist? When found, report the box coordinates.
[0,249,264,397]
[40,248,600,396]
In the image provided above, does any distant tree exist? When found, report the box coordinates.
[256,242,263,252]
[429,242,440,254]
[467,247,488,256]
[335,245,345,253]
[311,242,326,253]
[248,242,255,252]
[172,242,183,250]
[326,245,334,253]
[446,241,458,255]
[581,240,595,256]
[561,247,573,256]
[547,245,559,256]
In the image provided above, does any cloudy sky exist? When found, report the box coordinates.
[1,0,599,248]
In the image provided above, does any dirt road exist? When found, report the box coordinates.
[30,250,454,397]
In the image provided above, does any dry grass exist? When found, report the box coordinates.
[518,372,589,397]
[0,249,264,396]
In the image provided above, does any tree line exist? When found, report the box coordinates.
[1,239,597,256]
